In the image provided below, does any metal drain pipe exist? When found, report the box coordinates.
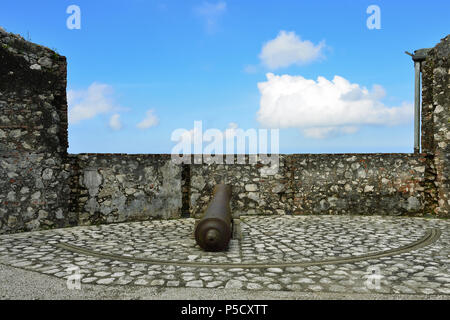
[406,48,430,153]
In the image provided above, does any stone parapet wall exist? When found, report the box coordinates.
[289,154,427,215]
[189,155,290,218]
[0,152,72,233]
[0,28,448,234]
[69,154,182,226]
[0,152,183,234]
[421,35,450,216]
[190,154,428,217]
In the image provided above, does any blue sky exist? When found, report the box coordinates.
[1,0,449,154]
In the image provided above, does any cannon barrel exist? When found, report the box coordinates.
[194,184,232,252]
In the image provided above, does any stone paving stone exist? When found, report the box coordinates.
[309,285,323,291]
[81,277,97,284]
[111,272,125,277]
[266,268,283,273]
[116,277,133,285]
[206,281,223,288]
[186,280,204,288]
[0,216,448,295]
[225,280,243,289]
[247,283,263,290]
[134,279,148,286]
[97,278,115,285]
[267,284,282,290]
[167,281,180,287]
[329,285,347,292]
[150,279,165,286]
[94,271,110,277]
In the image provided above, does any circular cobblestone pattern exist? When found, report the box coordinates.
[0,216,449,295]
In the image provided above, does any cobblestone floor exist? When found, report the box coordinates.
[0,216,449,295]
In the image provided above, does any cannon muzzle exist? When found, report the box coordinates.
[194,184,232,252]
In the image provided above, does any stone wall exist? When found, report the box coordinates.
[189,155,289,218]
[0,28,448,234]
[0,152,73,233]
[421,35,450,217]
[0,28,68,154]
[0,28,72,233]
[190,154,427,218]
[69,154,182,225]
[289,154,426,216]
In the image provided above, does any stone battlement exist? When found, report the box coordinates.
[0,27,449,234]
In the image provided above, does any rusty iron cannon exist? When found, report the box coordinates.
[194,184,232,252]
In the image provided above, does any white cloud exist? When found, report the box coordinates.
[257,73,413,139]
[68,83,121,124]
[194,1,227,33]
[137,109,159,129]
[259,31,325,69]
[109,114,122,131]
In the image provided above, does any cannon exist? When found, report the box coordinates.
[194,184,232,252]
